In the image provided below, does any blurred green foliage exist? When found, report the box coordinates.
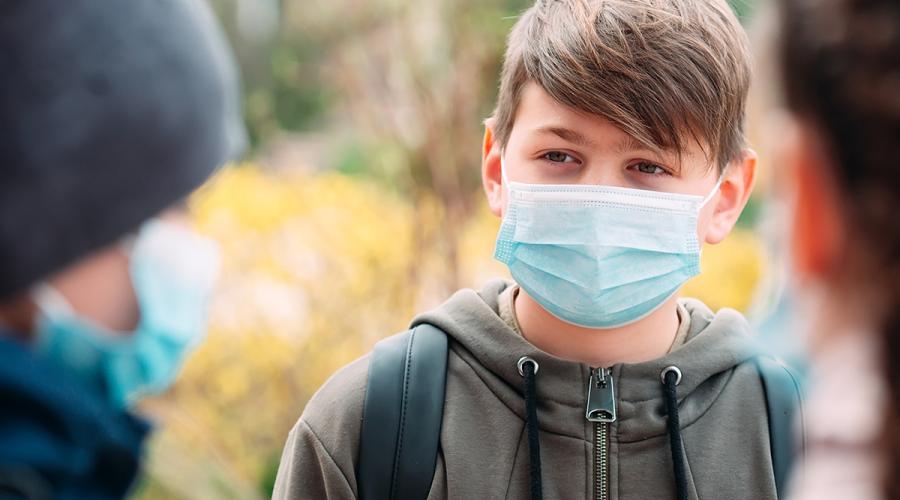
[730,0,760,21]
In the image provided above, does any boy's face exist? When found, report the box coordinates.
[482,82,757,246]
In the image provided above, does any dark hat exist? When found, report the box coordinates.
[0,0,247,298]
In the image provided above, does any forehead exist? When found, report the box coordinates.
[510,82,713,172]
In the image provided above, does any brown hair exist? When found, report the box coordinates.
[779,0,900,497]
[491,0,752,169]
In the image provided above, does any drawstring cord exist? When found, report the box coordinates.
[516,359,688,500]
[518,356,543,500]
[662,366,688,500]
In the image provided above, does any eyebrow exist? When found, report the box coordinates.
[535,125,655,154]
[535,126,597,149]
[611,136,647,155]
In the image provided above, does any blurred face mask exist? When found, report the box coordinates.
[494,157,723,329]
[31,219,221,408]
[751,182,823,361]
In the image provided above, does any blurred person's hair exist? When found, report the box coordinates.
[779,0,900,497]
[490,0,752,170]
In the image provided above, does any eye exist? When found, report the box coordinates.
[542,151,578,164]
[629,161,670,176]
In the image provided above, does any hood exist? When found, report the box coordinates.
[410,279,762,442]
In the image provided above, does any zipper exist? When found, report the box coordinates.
[585,367,616,500]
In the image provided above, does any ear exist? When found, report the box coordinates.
[785,119,847,281]
[704,149,758,244]
[482,117,504,218]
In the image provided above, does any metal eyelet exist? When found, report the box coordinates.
[517,356,540,377]
[660,365,683,386]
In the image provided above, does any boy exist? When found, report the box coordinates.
[274,1,783,499]
[0,0,244,496]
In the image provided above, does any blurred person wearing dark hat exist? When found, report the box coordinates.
[0,0,245,497]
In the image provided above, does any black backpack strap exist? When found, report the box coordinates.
[755,356,805,500]
[357,324,449,500]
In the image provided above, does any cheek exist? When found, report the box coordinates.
[50,247,141,333]
[788,198,821,284]
[787,165,846,284]
[695,203,717,243]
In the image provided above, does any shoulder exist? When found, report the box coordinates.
[273,349,372,499]
[275,350,373,499]
[298,351,371,442]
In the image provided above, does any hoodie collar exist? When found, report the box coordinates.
[411,279,762,441]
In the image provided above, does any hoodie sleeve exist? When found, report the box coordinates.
[272,355,371,500]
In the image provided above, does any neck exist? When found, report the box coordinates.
[514,289,681,367]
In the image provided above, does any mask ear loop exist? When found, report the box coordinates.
[500,153,511,188]
[30,283,76,320]
[700,166,729,209]
[694,166,730,258]
[498,154,522,221]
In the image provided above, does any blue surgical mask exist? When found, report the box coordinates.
[750,195,812,366]
[494,158,723,329]
[32,219,221,408]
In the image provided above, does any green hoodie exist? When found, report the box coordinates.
[273,279,777,499]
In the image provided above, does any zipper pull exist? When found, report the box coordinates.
[585,367,617,423]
